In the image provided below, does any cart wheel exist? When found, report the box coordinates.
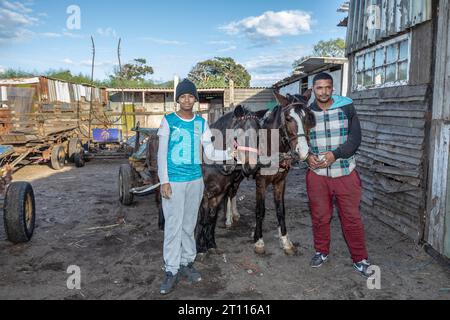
[119,164,134,205]
[74,152,85,168]
[51,145,66,170]
[3,182,36,244]
[68,138,83,163]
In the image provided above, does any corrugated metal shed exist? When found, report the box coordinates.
[346,0,432,54]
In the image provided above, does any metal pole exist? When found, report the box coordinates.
[118,38,128,141]
[88,36,95,151]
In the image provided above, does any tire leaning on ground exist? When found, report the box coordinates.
[119,164,134,206]
[51,145,66,170]
[74,152,85,168]
[3,182,36,244]
[68,138,83,163]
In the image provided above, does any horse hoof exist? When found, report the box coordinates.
[225,223,233,230]
[208,248,223,255]
[196,252,208,262]
[284,246,297,256]
[255,248,266,255]
[232,215,240,223]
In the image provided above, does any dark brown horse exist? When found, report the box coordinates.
[195,106,261,254]
[196,91,316,255]
[252,92,315,255]
[149,106,262,233]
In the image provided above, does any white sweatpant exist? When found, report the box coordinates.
[162,178,205,275]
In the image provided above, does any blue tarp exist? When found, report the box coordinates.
[0,145,13,159]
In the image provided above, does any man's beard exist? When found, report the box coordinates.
[317,96,331,103]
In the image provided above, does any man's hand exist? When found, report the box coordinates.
[161,183,172,199]
[307,154,325,170]
[315,152,336,169]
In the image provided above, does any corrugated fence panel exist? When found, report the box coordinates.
[347,0,432,54]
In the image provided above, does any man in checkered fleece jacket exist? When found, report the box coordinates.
[306,72,372,278]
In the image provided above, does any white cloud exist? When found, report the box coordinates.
[1,0,32,13]
[62,31,86,39]
[221,10,312,42]
[142,37,186,46]
[97,27,117,38]
[243,46,310,87]
[217,45,237,53]
[40,32,61,38]
[60,58,115,69]
[80,60,115,68]
[207,40,231,45]
[0,0,40,42]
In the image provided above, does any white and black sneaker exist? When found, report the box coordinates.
[353,259,374,278]
[310,253,329,268]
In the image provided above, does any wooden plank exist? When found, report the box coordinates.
[373,204,420,239]
[374,173,419,193]
[375,110,425,118]
[372,164,422,178]
[373,116,425,129]
[376,143,424,159]
[377,124,424,137]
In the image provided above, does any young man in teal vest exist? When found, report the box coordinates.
[157,79,236,295]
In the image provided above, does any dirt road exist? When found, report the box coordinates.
[0,159,449,300]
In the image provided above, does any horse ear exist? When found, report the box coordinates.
[274,91,290,108]
[234,105,246,118]
[302,89,313,103]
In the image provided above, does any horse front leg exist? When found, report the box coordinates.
[225,196,233,229]
[273,177,296,256]
[254,177,267,255]
[195,198,210,255]
[156,188,165,231]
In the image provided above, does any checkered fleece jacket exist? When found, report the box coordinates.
[309,97,359,178]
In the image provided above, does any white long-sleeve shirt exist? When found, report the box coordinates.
[157,116,232,185]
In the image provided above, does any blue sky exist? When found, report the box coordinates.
[0,0,347,86]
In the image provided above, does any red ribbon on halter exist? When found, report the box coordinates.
[233,140,260,155]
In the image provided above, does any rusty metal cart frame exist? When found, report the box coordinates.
[0,127,86,172]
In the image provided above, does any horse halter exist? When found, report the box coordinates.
[232,111,261,156]
[280,102,311,158]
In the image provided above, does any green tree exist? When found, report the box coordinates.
[111,58,154,82]
[0,69,35,79]
[312,38,346,57]
[188,57,251,88]
[293,38,346,69]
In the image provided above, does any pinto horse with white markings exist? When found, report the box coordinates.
[252,91,315,255]
[197,91,316,256]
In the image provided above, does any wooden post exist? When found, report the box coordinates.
[229,79,235,109]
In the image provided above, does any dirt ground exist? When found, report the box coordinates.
[0,159,449,300]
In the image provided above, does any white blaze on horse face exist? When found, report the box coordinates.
[289,109,309,161]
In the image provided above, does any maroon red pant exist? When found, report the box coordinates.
[306,170,368,263]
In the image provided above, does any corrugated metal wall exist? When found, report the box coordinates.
[346,0,432,54]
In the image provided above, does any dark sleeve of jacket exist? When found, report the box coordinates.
[332,104,362,160]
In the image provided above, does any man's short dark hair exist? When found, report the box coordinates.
[313,72,334,85]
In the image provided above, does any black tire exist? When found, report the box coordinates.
[68,138,83,162]
[3,182,36,244]
[74,152,85,168]
[51,145,66,170]
[119,164,134,205]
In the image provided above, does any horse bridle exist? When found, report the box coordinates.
[279,102,311,160]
